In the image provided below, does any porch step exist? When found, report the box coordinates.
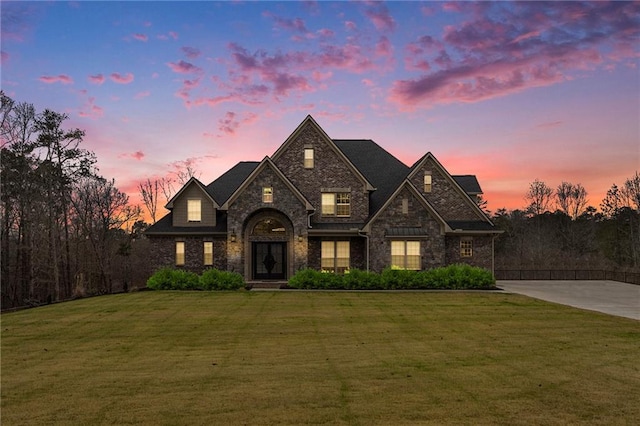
[246,281,289,290]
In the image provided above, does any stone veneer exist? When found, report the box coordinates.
[148,236,227,274]
[445,235,494,271]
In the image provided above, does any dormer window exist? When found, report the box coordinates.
[187,199,201,222]
[263,187,273,203]
[304,147,314,168]
[424,172,432,193]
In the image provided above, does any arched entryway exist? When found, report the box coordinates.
[244,210,293,280]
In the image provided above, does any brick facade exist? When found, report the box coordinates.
[146,115,499,280]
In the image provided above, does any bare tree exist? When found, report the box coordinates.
[525,179,554,216]
[622,171,640,211]
[138,178,160,224]
[556,182,588,219]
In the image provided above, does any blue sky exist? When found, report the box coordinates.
[2,1,639,214]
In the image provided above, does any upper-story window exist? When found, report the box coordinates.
[304,148,314,168]
[263,187,273,203]
[424,172,432,193]
[187,199,201,222]
[322,192,350,217]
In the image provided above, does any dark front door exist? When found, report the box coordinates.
[253,242,286,280]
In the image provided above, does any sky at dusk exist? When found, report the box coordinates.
[2,1,639,216]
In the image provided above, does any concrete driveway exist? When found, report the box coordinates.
[498,280,640,320]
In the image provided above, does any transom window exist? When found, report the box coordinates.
[176,241,185,266]
[263,187,273,203]
[424,172,432,193]
[391,241,421,270]
[321,241,350,273]
[460,238,473,257]
[304,148,314,168]
[187,199,201,222]
[321,192,350,217]
[204,242,213,266]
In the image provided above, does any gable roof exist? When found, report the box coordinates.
[334,139,409,215]
[272,115,375,191]
[165,177,218,210]
[408,152,491,223]
[206,161,259,205]
[452,175,482,195]
[220,156,314,211]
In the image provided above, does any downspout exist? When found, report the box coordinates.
[358,230,370,272]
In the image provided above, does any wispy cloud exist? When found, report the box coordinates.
[133,33,148,42]
[119,151,145,161]
[363,2,396,32]
[88,74,105,85]
[167,60,202,74]
[110,72,134,84]
[134,91,150,100]
[78,96,103,119]
[218,111,258,135]
[389,1,640,109]
[39,74,73,84]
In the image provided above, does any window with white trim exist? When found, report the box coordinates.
[391,241,421,270]
[263,187,273,203]
[204,242,213,266]
[176,241,185,266]
[460,238,473,257]
[321,192,350,217]
[304,148,314,168]
[321,240,350,273]
[187,199,201,222]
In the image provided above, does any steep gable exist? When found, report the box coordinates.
[271,115,374,223]
[164,177,218,228]
[206,161,259,205]
[408,153,489,223]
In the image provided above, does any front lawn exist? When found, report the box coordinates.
[2,291,638,425]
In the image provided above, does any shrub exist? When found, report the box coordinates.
[288,268,323,289]
[200,269,244,291]
[146,268,200,290]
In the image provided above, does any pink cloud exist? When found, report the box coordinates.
[119,151,145,161]
[157,31,178,40]
[364,3,396,32]
[181,46,201,59]
[167,60,202,74]
[1,51,8,64]
[317,28,334,39]
[78,96,103,119]
[263,11,308,34]
[344,21,357,31]
[110,72,134,84]
[39,74,73,84]
[133,33,148,42]
[217,111,258,135]
[88,74,105,85]
[389,1,640,109]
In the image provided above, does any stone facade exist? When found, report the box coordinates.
[145,115,500,279]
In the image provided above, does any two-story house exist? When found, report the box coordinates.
[145,115,501,281]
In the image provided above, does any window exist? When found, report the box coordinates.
[204,242,213,266]
[304,148,314,168]
[187,199,201,222]
[321,192,350,217]
[424,172,432,193]
[460,238,473,257]
[321,241,350,273]
[176,241,185,266]
[321,193,335,215]
[391,241,421,270]
[263,187,273,203]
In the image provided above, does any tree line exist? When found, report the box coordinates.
[1,93,151,309]
[490,176,640,271]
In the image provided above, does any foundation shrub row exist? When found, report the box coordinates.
[146,268,244,291]
[288,264,496,290]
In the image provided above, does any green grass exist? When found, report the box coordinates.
[2,291,639,425]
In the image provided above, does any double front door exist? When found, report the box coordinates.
[253,242,286,280]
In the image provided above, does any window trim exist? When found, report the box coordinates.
[187,199,202,222]
[424,172,432,193]
[262,186,273,203]
[321,240,350,273]
[204,241,213,266]
[176,241,185,266]
[391,240,421,270]
[321,192,350,217]
[304,147,314,169]
[460,238,473,257]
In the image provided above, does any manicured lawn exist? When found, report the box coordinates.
[2,291,639,425]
